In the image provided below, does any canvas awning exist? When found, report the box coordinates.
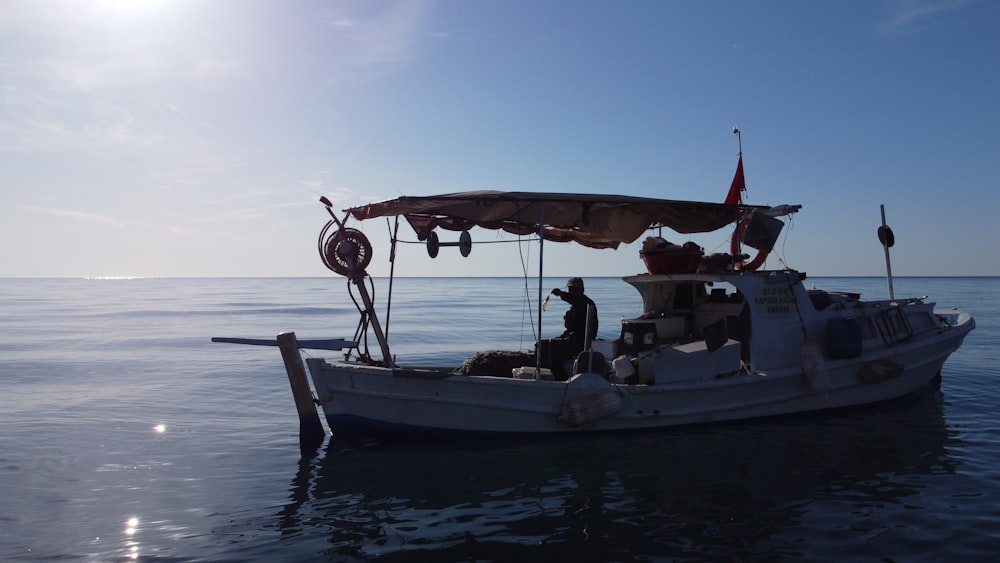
[344,191,762,249]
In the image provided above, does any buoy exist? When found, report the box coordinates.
[801,339,831,397]
[560,390,624,427]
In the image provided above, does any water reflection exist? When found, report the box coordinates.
[124,516,140,560]
[277,388,958,561]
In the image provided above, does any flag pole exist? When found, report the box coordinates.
[725,126,746,206]
[726,126,747,264]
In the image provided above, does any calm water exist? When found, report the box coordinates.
[0,276,997,562]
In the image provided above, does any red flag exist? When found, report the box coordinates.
[724,155,745,205]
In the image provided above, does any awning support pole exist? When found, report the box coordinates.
[536,204,545,375]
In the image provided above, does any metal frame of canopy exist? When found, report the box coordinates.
[329,191,764,375]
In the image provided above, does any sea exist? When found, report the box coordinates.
[0,275,996,562]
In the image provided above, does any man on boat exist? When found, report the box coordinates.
[554,277,598,345]
[539,277,598,379]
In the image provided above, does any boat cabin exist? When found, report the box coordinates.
[585,273,750,384]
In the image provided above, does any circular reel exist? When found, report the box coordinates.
[319,223,373,277]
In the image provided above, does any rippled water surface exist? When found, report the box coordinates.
[0,276,997,561]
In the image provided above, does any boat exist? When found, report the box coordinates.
[215,149,975,444]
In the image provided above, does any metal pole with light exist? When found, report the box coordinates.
[878,204,896,301]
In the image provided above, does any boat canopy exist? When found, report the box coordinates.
[344,191,764,249]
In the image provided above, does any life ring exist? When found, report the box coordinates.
[730,217,767,271]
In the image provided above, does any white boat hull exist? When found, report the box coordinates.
[306,311,972,441]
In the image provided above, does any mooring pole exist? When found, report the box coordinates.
[277,331,326,453]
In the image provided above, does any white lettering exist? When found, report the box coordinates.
[753,286,795,317]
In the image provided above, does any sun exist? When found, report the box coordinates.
[94,0,170,26]
[100,0,167,15]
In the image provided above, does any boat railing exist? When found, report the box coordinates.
[875,308,914,346]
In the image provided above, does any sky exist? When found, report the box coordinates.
[1,0,997,278]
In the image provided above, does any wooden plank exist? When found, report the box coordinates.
[211,337,357,350]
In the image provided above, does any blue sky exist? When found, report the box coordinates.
[1,0,996,278]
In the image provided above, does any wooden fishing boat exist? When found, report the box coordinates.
[216,147,974,444]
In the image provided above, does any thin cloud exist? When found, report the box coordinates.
[299,178,325,190]
[165,224,200,236]
[22,205,125,227]
[326,17,356,29]
[319,1,435,74]
[881,0,971,36]
[163,223,242,241]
